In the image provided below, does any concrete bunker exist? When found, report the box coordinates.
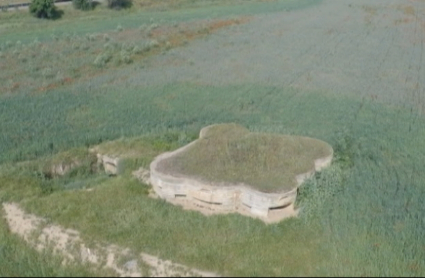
[149,123,333,223]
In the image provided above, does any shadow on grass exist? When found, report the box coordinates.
[51,9,64,19]
[73,0,103,11]
[107,0,133,10]
[91,0,102,9]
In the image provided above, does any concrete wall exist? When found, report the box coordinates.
[149,125,333,221]
[96,154,121,175]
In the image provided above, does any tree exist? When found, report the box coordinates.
[29,0,62,19]
[72,0,93,11]
[107,0,132,9]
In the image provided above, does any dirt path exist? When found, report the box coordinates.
[2,202,218,277]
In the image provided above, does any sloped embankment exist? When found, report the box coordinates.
[2,202,218,277]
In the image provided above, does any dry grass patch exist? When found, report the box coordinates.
[402,5,415,16]
[361,4,378,16]
[0,15,250,95]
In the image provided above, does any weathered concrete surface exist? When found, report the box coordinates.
[49,161,81,177]
[150,124,333,222]
[96,154,121,176]
[132,167,151,185]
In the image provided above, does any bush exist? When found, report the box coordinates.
[72,0,93,11]
[107,0,132,9]
[93,51,112,67]
[29,0,62,19]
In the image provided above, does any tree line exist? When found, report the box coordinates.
[29,0,132,19]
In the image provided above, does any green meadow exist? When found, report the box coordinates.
[1,0,425,276]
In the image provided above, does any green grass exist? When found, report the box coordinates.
[158,123,333,193]
[1,84,425,276]
[0,0,30,6]
[93,132,198,175]
[0,0,322,43]
[0,0,322,97]
[0,207,111,276]
[13,173,329,276]
[1,0,425,276]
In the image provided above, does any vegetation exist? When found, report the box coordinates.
[1,82,424,275]
[1,0,425,276]
[107,0,132,9]
[0,209,110,276]
[158,123,333,192]
[73,0,94,11]
[29,0,62,19]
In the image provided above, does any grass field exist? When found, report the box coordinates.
[0,0,31,6]
[1,0,425,276]
[0,206,113,276]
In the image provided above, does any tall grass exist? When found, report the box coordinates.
[1,0,425,276]
[0,208,109,276]
[0,0,321,43]
[1,82,424,275]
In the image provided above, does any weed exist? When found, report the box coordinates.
[147,39,159,49]
[5,40,13,48]
[72,42,80,50]
[131,46,142,55]
[93,52,113,67]
[41,68,55,79]
[103,33,111,41]
[50,34,59,41]
[120,50,132,64]
[81,43,90,51]
[18,54,27,63]
[138,24,147,33]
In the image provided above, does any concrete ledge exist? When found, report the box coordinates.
[96,154,121,176]
[149,124,333,222]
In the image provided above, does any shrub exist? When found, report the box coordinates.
[50,34,59,41]
[120,50,132,64]
[132,46,142,55]
[41,68,55,78]
[147,39,159,49]
[29,0,62,19]
[107,0,132,9]
[116,24,123,32]
[85,33,97,42]
[72,0,93,11]
[93,52,112,67]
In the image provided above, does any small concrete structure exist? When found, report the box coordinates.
[149,124,333,222]
[96,154,121,176]
[49,161,80,177]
